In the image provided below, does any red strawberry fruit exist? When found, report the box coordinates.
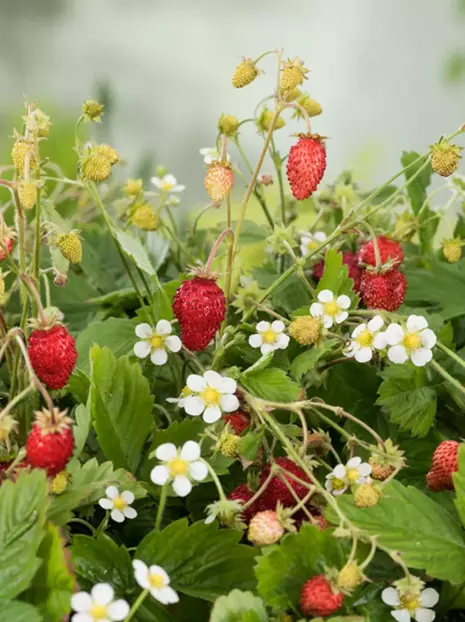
[357,235,403,268]
[359,269,406,311]
[259,457,311,508]
[313,251,362,292]
[172,274,226,351]
[26,407,74,476]
[0,222,15,262]
[300,575,344,617]
[286,134,326,200]
[28,324,77,389]
[223,410,250,435]
[426,440,459,492]
[227,483,264,523]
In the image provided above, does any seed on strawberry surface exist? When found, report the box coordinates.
[300,575,344,617]
[286,134,327,200]
[359,269,406,312]
[259,457,311,508]
[28,324,77,390]
[204,161,234,203]
[227,483,264,524]
[426,440,460,492]
[232,58,259,88]
[430,140,462,177]
[26,407,74,476]
[223,410,250,435]
[357,236,403,268]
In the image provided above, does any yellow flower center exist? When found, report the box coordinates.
[403,333,421,351]
[162,181,174,191]
[400,595,421,612]
[347,468,360,483]
[324,301,340,316]
[89,604,108,619]
[332,477,346,491]
[181,385,192,398]
[202,387,221,405]
[262,329,277,344]
[113,496,127,511]
[151,335,165,349]
[355,329,373,347]
[149,573,166,589]
[307,240,318,250]
[168,457,189,476]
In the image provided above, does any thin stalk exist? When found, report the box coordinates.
[33,138,42,294]
[124,590,149,622]
[437,341,465,373]
[225,197,234,302]
[155,483,168,530]
[431,359,465,397]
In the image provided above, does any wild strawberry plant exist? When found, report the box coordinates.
[0,50,465,622]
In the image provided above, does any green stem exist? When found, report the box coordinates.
[95,512,110,537]
[431,359,465,397]
[124,589,149,622]
[67,517,97,535]
[270,137,286,225]
[33,140,42,294]
[437,341,465,372]
[155,483,168,530]
[203,459,227,501]
[225,197,234,302]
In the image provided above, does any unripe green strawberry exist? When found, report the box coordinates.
[337,562,364,591]
[58,232,82,264]
[354,483,380,507]
[430,141,462,177]
[280,57,309,93]
[248,510,285,545]
[81,153,112,182]
[232,58,259,88]
[443,238,462,264]
[18,181,37,210]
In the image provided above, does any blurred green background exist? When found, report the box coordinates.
[0,0,464,204]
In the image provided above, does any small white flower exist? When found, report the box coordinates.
[98,486,137,523]
[134,321,182,366]
[310,289,351,329]
[166,385,192,408]
[150,440,208,497]
[382,585,439,622]
[176,370,240,424]
[71,583,129,622]
[199,147,231,165]
[300,231,327,256]
[248,320,290,355]
[325,457,372,496]
[133,560,179,605]
[344,315,387,363]
[151,173,185,194]
[384,315,437,367]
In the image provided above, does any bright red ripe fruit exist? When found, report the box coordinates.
[359,269,406,311]
[26,407,74,476]
[426,440,459,492]
[172,275,226,351]
[313,251,362,292]
[300,575,344,617]
[28,325,77,389]
[0,236,14,262]
[286,135,326,200]
[357,236,403,268]
[223,410,250,435]
[259,457,311,508]
[227,483,264,523]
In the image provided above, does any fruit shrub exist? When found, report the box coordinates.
[0,49,464,622]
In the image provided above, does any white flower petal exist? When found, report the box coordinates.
[333,464,346,479]
[122,490,135,504]
[388,345,409,364]
[107,599,130,621]
[163,174,177,186]
[111,509,125,523]
[368,315,384,332]
[314,231,327,242]
[71,614,93,622]
[184,395,206,416]
[91,583,114,605]
[160,586,179,604]
[172,475,192,497]
[337,295,351,309]
[155,319,172,336]
[150,465,170,486]
[271,320,285,333]
[220,393,240,413]
[203,404,222,423]
[411,347,433,367]
[419,589,439,608]
[391,609,411,622]
[275,333,290,349]
[347,457,362,469]
[318,289,334,303]
[415,609,436,622]
[323,315,334,328]
[406,314,428,333]
[134,341,151,359]
[385,323,405,346]
[71,592,93,613]
[300,243,310,256]
[352,324,367,338]
[204,370,223,389]
[373,332,388,350]
[261,343,275,355]
[355,347,373,363]
[149,565,169,584]
[256,321,271,332]
[165,335,182,353]
[333,488,347,496]
[151,177,163,189]
[219,376,237,394]
[249,334,263,348]
[335,311,349,324]
[181,440,201,461]
[135,323,153,339]
[381,587,401,607]
[358,462,373,476]
[172,184,185,193]
[155,443,177,461]
[123,506,137,520]
[133,560,150,589]
[310,302,324,317]
[186,374,207,392]
[150,348,168,366]
[420,329,437,349]
[106,486,119,500]
[98,498,113,510]
[189,460,208,481]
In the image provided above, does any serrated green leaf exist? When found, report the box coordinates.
[377,364,436,437]
[136,519,257,601]
[90,346,154,473]
[255,524,345,612]
[240,368,300,402]
[316,249,355,299]
[26,523,74,622]
[241,352,274,376]
[67,369,91,404]
[80,225,125,293]
[401,151,434,253]
[0,600,43,622]
[453,445,465,528]
[0,470,49,600]
[291,339,339,381]
[326,480,465,583]
[146,231,170,272]
[115,228,156,276]
[238,430,264,461]
[73,402,91,458]
[76,318,136,373]
[271,274,312,314]
[210,589,268,622]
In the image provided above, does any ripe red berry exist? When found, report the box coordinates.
[357,236,403,268]
[426,440,460,492]
[300,575,344,617]
[223,410,250,435]
[313,251,362,292]
[227,483,264,523]
[259,457,311,508]
[172,275,226,351]
[359,269,406,311]
[26,408,74,476]
[0,236,14,262]
[286,135,326,200]
[28,325,77,389]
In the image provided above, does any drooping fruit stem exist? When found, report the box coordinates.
[205,228,234,273]
[21,274,47,326]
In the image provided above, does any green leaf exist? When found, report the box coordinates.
[0,470,49,600]
[80,225,125,293]
[73,402,91,458]
[241,352,274,376]
[377,364,436,437]
[67,369,91,404]
[453,444,465,528]
[326,480,465,583]
[240,368,300,402]
[401,151,434,253]
[271,274,312,314]
[0,600,43,622]
[210,590,268,622]
[238,430,264,461]
[70,534,133,591]
[146,231,170,272]
[291,339,339,381]
[316,249,355,299]
[48,458,146,525]
[136,519,257,601]
[76,318,136,373]
[26,523,74,622]
[255,524,345,612]
[90,346,154,473]
[115,228,156,276]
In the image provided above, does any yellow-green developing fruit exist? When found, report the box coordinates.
[257,108,285,132]
[218,114,240,136]
[443,238,462,264]
[430,141,462,177]
[50,470,69,494]
[354,483,380,508]
[18,181,37,210]
[232,58,259,88]
[131,205,159,231]
[83,99,104,122]
[81,153,112,182]
[58,232,82,264]
[12,140,35,173]
[289,316,321,345]
[124,178,143,197]
[280,57,309,93]
[96,144,119,165]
